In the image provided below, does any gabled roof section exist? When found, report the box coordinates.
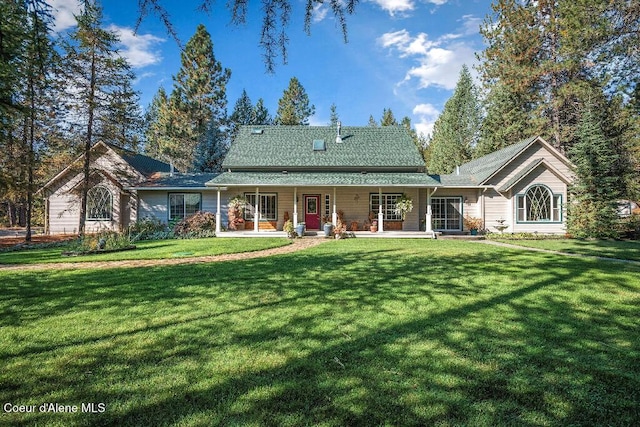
[223,125,426,171]
[40,141,173,193]
[105,143,173,176]
[454,136,538,185]
[206,171,440,187]
[499,158,572,192]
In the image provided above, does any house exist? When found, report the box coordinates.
[41,125,574,236]
[205,125,574,235]
[40,142,219,234]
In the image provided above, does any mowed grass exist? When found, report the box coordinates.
[494,238,640,262]
[0,237,290,265]
[1,239,638,426]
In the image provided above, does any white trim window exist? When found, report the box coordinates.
[431,197,462,231]
[87,185,112,220]
[169,193,201,220]
[370,193,403,221]
[244,193,277,221]
[516,185,561,222]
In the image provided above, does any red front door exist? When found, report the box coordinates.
[304,195,320,230]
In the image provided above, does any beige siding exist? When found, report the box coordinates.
[229,186,425,231]
[48,175,122,234]
[489,143,573,188]
[483,189,509,233]
[511,167,567,234]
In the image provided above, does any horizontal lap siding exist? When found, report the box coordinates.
[490,143,572,188]
[137,190,222,224]
[48,176,121,234]
[483,189,509,232]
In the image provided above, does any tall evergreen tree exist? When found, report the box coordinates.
[380,108,397,126]
[329,103,339,126]
[143,86,169,158]
[253,98,272,125]
[274,77,315,125]
[229,89,254,140]
[169,24,230,171]
[60,0,135,236]
[567,105,624,238]
[479,0,640,153]
[427,65,482,174]
[367,115,378,127]
[193,121,227,172]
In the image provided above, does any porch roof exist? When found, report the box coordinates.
[206,171,441,187]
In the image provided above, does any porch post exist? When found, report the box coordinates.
[254,187,259,232]
[293,187,298,226]
[332,187,337,225]
[215,188,221,234]
[426,188,432,233]
[378,187,384,232]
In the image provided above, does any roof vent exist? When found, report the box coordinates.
[251,128,264,135]
[336,121,343,144]
[282,170,288,175]
[313,139,326,151]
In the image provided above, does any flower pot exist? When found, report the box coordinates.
[295,223,305,237]
[370,226,378,233]
[323,223,333,237]
[470,229,478,236]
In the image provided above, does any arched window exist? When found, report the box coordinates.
[87,185,112,220]
[516,184,561,222]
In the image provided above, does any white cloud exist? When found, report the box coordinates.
[426,0,449,5]
[312,4,330,23]
[369,0,415,16]
[49,0,83,32]
[412,103,440,138]
[460,14,483,36]
[108,25,165,68]
[378,27,478,90]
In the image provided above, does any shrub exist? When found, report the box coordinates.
[172,211,217,239]
[127,217,168,241]
[67,230,132,252]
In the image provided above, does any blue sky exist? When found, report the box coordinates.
[49,0,490,137]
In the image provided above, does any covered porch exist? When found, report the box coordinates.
[206,172,443,235]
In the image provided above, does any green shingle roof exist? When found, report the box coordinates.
[206,172,440,187]
[130,173,219,189]
[451,136,538,185]
[223,126,426,171]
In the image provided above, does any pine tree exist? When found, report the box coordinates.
[367,115,378,127]
[143,87,169,158]
[100,60,143,151]
[274,77,315,125]
[170,24,230,171]
[329,103,339,126]
[229,89,254,140]
[380,108,397,126]
[193,121,227,172]
[60,0,135,236]
[427,65,482,174]
[253,98,272,125]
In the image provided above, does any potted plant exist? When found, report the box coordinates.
[227,195,247,230]
[370,220,378,232]
[333,219,346,239]
[295,222,305,238]
[463,215,483,235]
[394,194,414,221]
[283,219,295,239]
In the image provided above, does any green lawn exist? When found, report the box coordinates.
[494,238,640,262]
[0,237,289,265]
[1,239,638,426]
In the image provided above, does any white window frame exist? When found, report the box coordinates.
[168,193,202,221]
[516,184,562,223]
[86,185,112,220]
[244,193,277,221]
[431,197,463,231]
[370,193,403,221]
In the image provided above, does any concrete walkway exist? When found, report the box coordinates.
[477,239,640,266]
